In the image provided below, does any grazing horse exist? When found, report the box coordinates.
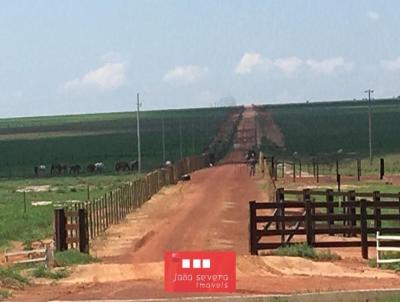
[87,163,96,173]
[129,160,138,171]
[52,164,67,175]
[69,164,81,175]
[94,162,104,173]
[34,165,46,176]
[115,161,130,172]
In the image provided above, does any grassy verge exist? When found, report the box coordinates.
[369,252,400,272]
[265,243,341,261]
[55,250,99,266]
[31,266,69,280]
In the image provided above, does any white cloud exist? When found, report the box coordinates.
[305,57,353,74]
[163,65,208,84]
[381,57,400,71]
[64,62,126,91]
[235,53,352,75]
[235,52,265,74]
[367,11,380,20]
[274,57,303,74]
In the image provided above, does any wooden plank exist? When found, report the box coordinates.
[66,224,78,230]
[66,238,79,244]
[65,211,78,217]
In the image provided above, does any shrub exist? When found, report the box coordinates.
[31,266,69,280]
[269,243,341,261]
[55,250,99,266]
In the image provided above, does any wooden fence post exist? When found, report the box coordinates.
[357,159,361,181]
[78,209,89,253]
[249,201,258,255]
[276,188,285,243]
[54,208,67,251]
[299,160,302,178]
[348,190,356,237]
[360,199,368,259]
[326,189,334,235]
[373,191,381,232]
[316,160,319,183]
[304,190,314,246]
[380,158,385,180]
[293,161,296,183]
[337,174,341,192]
[336,160,339,179]
[281,160,285,178]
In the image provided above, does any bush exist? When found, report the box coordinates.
[31,266,69,280]
[0,266,29,290]
[269,243,341,261]
[55,250,99,266]
[0,288,10,299]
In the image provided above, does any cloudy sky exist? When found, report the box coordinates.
[0,1,399,117]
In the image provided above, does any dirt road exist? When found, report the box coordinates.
[11,107,400,302]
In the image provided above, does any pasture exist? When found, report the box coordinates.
[263,99,400,167]
[0,173,140,247]
[0,107,233,178]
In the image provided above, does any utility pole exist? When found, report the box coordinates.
[162,117,166,163]
[364,89,374,165]
[136,93,142,173]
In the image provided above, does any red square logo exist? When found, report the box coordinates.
[164,251,236,292]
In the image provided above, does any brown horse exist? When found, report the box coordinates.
[69,164,81,175]
[115,161,130,172]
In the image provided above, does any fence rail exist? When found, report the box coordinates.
[249,188,400,259]
[54,154,210,252]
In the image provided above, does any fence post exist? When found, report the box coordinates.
[326,189,334,235]
[373,191,381,232]
[348,190,356,237]
[293,161,296,183]
[281,160,285,178]
[337,174,341,192]
[299,160,302,178]
[54,208,67,251]
[304,190,314,246]
[316,160,319,183]
[380,158,385,180]
[360,199,368,259]
[276,188,285,243]
[78,209,89,253]
[249,201,258,255]
[357,159,361,181]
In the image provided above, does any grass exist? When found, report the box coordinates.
[267,243,341,261]
[31,266,69,280]
[0,289,10,299]
[369,252,400,272]
[0,266,29,290]
[0,173,141,247]
[54,250,99,266]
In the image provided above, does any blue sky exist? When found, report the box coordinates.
[1,1,400,117]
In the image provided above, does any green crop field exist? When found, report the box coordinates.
[0,107,235,178]
[260,98,400,174]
